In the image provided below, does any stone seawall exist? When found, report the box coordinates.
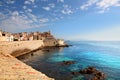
[0,40,44,57]
[0,40,54,80]
[0,52,54,80]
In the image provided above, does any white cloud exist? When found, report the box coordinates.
[42,4,55,11]
[51,17,59,21]
[96,0,120,13]
[80,0,98,10]
[42,6,50,11]
[41,0,48,1]
[27,9,32,12]
[6,0,15,4]
[24,0,35,4]
[61,9,73,14]
[33,5,37,8]
[12,11,19,16]
[23,6,27,9]
[80,0,120,13]
[48,3,55,8]
[0,15,47,32]
[63,4,70,8]
[24,1,31,4]
[0,15,32,32]
[27,13,37,22]
[57,0,64,3]
[39,18,49,23]
[23,6,33,13]
[61,5,73,14]
[30,0,35,3]
[0,11,47,32]
[0,12,6,20]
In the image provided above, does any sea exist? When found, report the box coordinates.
[17,41,120,80]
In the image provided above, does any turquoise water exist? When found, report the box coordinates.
[18,41,120,80]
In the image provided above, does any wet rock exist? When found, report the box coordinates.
[79,66,98,74]
[80,67,106,80]
[72,66,106,80]
[46,50,50,52]
[42,49,50,52]
[56,44,71,47]
[31,53,34,56]
[91,76,99,80]
[62,61,75,65]
[93,72,105,80]
[71,71,80,75]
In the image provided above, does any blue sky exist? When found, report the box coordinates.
[0,0,120,41]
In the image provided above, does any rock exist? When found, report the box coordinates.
[71,71,80,75]
[42,49,50,52]
[62,61,75,65]
[94,72,106,80]
[56,44,72,47]
[46,50,50,52]
[91,76,99,80]
[31,53,34,56]
[79,66,97,74]
[72,66,106,80]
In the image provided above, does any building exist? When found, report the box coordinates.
[0,30,2,37]
[12,33,21,41]
[0,30,13,41]
[57,39,65,45]
[43,38,58,47]
[0,30,57,43]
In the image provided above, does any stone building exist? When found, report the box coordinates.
[0,30,57,43]
[0,30,2,37]
[41,31,54,39]
[12,33,21,41]
[32,31,42,40]
[28,32,34,41]
[43,38,58,47]
[0,30,13,41]
[57,39,65,45]
[33,32,38,40]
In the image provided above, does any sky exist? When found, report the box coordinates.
[0,0,120,41]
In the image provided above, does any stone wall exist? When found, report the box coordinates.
[0,40,44,57]
[0,36,8,41]
[0,39,55,80]
[43,38,58,47]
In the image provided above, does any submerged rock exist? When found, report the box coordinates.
[71,66,106,80]
[92,71,105,80]
[79,66,98,74]
[71,71,80,75]
[61,61,75,66]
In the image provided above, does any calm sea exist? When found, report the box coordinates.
[17,41,120,80]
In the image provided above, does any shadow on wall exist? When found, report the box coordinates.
[11,48,31,57]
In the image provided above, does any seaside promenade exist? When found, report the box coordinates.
[0,40,54,80]
[0,29,66,80]
[0,53,54,80]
